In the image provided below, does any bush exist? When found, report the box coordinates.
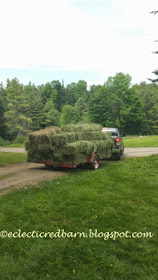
[13,135,28,144]
[0,137,10,146]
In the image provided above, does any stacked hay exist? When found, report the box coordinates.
[26,126,61,163]
[26,124,113,165]
[61,123,102,132]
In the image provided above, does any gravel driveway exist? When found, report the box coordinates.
[0,146,158,195]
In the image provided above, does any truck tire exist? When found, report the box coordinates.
[120,146,124,156]
[89,155,100,170]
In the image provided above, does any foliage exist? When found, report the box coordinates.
[60,104,77,125]
[4,78,32,137]
[43,100,60,127]
[12,135,28,144]
[0,137,10,146]
[40,80,66,111]
[66,80,88,105]
[133,82,158,134]
[0,73,158,141]
[24,83,47,131]
[150,11,158,82]
[89,73,144,134]
[0,83,7,138]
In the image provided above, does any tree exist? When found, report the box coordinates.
[60,105,76,125]
[150,11,158,82]
[4,78,32,137]
[24,83,47,131]
[44,100,60,127]
[0,83,7,138]
[66,80,88,105]
[88,73,144,134]
[133,82,158,134]
[40,80,66,111]
[88,86,114,127]
[74,97,89,123]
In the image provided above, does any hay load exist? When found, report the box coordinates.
[61,123,102,132]
[26,124,113,165]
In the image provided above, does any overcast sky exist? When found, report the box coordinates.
[0,0,157,86]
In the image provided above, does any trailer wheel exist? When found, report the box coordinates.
[114,153,121,160]
[89,155,99,170]
[45,164,54,170]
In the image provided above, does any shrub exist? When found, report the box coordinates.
[13,135,28,144]
[0,137,10,146]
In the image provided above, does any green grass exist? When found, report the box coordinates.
[0,136,28,148]
[0,156,157,279]
[6,143,26,147]
[124,135,158,147]
[0,152,27,167]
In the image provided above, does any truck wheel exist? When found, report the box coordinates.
[89,156,100,170]
[120,147,124,156]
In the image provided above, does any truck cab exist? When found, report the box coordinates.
[102,127,124,160]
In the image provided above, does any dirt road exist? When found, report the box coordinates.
[0,147,158,195]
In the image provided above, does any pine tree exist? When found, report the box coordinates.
[24,83,47,131]
[0,83,7,138]
[4,78,32,137]
[150,11,158,82]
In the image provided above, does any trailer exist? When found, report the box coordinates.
[42,150,112,170]
[26,124,114,170]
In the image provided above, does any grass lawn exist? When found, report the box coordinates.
[0,152,27,167]
[6,143,26,148]
[124,135,158,147]
[0,156,157,280]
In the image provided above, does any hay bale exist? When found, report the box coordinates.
[28,126,61,145]
[63,141,96,156]
[61,123,102,132]
[26,124,113,165]
[51,132,80,146]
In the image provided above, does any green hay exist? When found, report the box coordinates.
[26,124,113,165]
[61,123,102,132]
[28,126,61,145]
[51,132,80,146]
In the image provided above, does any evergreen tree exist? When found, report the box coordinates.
[4,78,32,137]
[133,82,158,134]
[150,11,158,82]
[24,83,47,131]
[0,83,7,138]
[40,80,66,111]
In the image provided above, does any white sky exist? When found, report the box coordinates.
[0,0,158,86]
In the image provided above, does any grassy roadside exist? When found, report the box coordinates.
[124,135,158,147]
[0,156,157,279]
[0,152,27,167]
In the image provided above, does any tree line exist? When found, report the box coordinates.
[0,72,158,141]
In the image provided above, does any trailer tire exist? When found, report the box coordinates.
[89,155,100,170]
[45,164,54,170]
[114,153,121,160]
